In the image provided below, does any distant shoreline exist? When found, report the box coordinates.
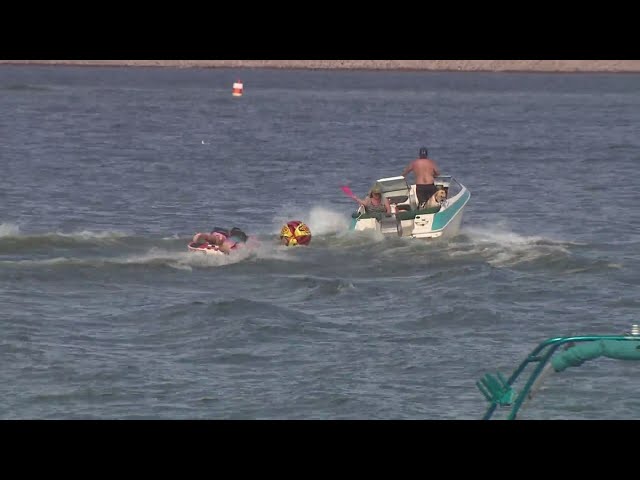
[2,60,640,73]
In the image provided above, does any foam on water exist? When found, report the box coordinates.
[270,205,350,237]
[457,225,572,267]
[0,222,21,237]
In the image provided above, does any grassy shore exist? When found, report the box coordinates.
[2,60,640,72]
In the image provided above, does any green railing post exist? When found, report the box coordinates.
[477,331,640,420]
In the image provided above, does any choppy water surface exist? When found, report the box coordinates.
[1,66,639,419]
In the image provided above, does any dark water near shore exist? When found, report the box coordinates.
[1,65,639,419]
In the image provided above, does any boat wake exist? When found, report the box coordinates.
[0,219,619,274]
[455,225,572,266]
[0,222,22,237]
[0,242,303,270]
[270,205,350,237]
[0,220,300,269]
[452,225,619,273]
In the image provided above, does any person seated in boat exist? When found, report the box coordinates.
[401,146,441,207]
[348,185,391,215]
[191,227,248,254]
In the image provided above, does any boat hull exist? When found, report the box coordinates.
[349,176,470,240]
[410,188,469,239]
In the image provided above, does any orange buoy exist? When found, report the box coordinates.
[232,80,243,97]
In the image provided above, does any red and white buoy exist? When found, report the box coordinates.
[232,80,243,97]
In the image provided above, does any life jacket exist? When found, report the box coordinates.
[365,202,387,214]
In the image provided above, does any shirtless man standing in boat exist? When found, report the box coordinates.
[401,147,441,207]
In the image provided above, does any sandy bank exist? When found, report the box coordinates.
[2,60,640,72]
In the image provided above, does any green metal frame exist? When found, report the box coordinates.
[477,334,640,420]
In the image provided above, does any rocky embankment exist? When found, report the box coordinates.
[2,60,640,72]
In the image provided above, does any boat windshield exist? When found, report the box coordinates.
[435,176,463,197]
[373,176,409,194]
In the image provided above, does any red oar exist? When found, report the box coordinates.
[340,185,355,198]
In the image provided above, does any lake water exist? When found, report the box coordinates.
[1,65,639,419]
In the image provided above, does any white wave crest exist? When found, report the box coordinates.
[458,225,571,267]
[0,222,21,237]
[271,205,350,237]
[56,229,129,240]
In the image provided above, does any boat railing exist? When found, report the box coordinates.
[477,326,640,420]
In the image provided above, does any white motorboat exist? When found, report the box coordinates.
[349,175,470,239]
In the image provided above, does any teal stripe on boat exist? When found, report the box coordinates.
[432,190,470,230]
